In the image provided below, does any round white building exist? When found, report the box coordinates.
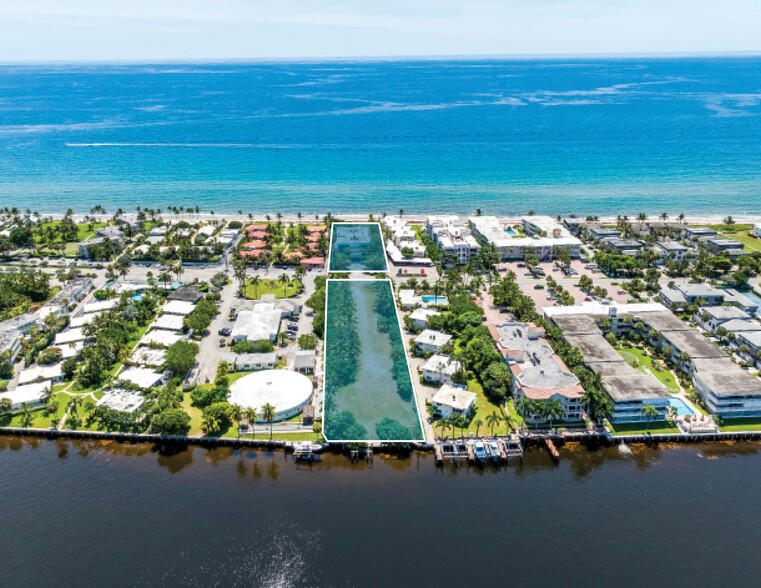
[228,370,313,422]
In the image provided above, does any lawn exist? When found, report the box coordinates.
[608,420,680,436]
[698,224,761,253]
[0,392,71,429]
[617,345,680,392]
[718,418,761,432]
[431,378,512,438]
[245,278,300,300]
[35,221,108,245]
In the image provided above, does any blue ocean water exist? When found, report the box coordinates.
[0,57,760,216]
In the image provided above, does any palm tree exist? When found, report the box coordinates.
[641,404,660,432]
[473,418,484,437]
[435,417,448,439]
[279,273,290,298]
[250,275,261,299]
[20,403,33,428]
[486,412,502,436]
[244,407,258,438]
[230,404,243,438]
[544,398,564,430]
[202,414,220,435]
[261,403,276,439]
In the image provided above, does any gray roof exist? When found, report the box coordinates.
[636,311,691,332]
[606,238,643,250]
[600,373,670,402]
[660,329,725,359]
[693,358,761,398]
[657,240,688,252]
[168,286,204,302]
[701,306,750,321]
[0,312,39,333]
[235,352,277,365]
[659,288,686,305]
[550,314,601,335]
[719,319,761,333]
[294,349,316,369]
[564,333,623,363]
[676,283,724,300]
[684,226,717,236]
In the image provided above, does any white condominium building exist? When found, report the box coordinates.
[425,215,481,263]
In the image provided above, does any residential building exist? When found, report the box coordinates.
[0,331,22,363]
[468,215,581,261]
[495,322,584,423]
[231,304,283,343]
[655,240,689,263]
[421,354,461,384]
[604,238,644,253]
[425,215,481,264]
[414,329,452,354]
[589,227,621,240]
[19,364,64,385]
[0,312,39,335]
[683,226,718,242]
[706,237,744,254]
[697,306,751,333]
[293,349,316,374]
[223,352,278,372]
[408,308,441,330]
[431,384,477,419]
[0,381,51,411]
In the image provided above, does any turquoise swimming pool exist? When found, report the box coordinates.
[668,397,694,416]
[422,295,447,304]
[504,228,517,235]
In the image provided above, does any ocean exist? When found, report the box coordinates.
[1,57,760,216]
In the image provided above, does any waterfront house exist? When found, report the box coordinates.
[431,384,476,419]
[293,349,316,374]
[0,381,51,412]
[655,240,689,263]
[683,226,718,242]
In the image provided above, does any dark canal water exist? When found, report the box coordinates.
[2,437,761,587]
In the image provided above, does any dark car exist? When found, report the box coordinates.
[218,327,231,336]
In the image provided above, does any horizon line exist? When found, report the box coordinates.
[1,49,761,65]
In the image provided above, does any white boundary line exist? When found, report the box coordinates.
[322,278,426,443]
[326,221,389,274]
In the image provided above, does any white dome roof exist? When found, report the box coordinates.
[228,370,312,416]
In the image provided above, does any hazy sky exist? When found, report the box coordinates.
[0,0,759,61]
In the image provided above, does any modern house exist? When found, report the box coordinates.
[589,227,621,241]
[430,384,477,419]
[604,238,644,254]
[421,354,461,384]
[408,308,441,330]
[0,381,51,412]
[683,226,718,242]
[655,240,689,263]
[414,329,452,354]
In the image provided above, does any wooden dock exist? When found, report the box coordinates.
[545,439,560,462]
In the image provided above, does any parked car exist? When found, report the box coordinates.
[218,327,231,336]
[534,284,545,289]
[218,338,227,347]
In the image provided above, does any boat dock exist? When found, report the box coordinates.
[434,436,524,466]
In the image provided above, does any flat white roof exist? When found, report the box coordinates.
[57,341,84,358]
[415,329,452,347]
[152,314,185,331]
[131,346,167,367]
[544,301,666,318]
[1,381,51,406]
[228,370,312,416]
[19,364,63,385]
[117,367,163,389]
[69,314,95,329]
[431,384,476,412]
[231,308,282,342]
[96,388,145,413]
[140,329,183,347]
[162,300,196,315]
[82,299,117,314]
[54,327,89,345]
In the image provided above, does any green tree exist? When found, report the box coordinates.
[261,402,276,439]
[641,404,660,432]
[164,340,199,379]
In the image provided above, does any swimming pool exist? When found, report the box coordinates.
[668,397,694,416]
[504,228,517,235]
[422,295,447,304]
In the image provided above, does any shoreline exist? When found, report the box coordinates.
[20,211,761,226]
